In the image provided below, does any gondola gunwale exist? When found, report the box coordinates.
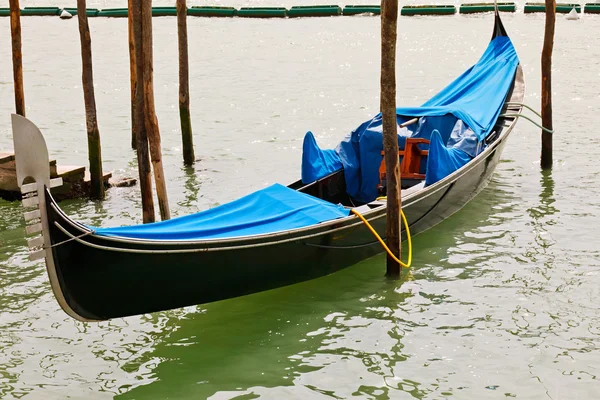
[48,101,520,254]
[47,86,523,253]
[44,12,521,250]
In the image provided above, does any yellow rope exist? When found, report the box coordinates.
[350,203,412,268]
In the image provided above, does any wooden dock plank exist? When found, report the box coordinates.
[55,165,86,179]
[0,151,134,201]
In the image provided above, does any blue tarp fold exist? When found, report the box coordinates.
[301,131,343,184]
[94,184,350,240]
[425,130,472,186]
[395,36,519,140]
[333,35,519,202]
[92,36,519,241]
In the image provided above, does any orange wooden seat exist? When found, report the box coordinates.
[378,138,430,191]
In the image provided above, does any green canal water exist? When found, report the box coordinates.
[1,5,600,399]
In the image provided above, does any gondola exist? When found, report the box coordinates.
[12,11,523,321]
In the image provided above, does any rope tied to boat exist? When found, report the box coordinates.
[350,201,412,268]
[501,102,554,134]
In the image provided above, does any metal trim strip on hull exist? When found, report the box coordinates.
[50,202,380,252]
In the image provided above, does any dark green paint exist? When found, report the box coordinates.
[401,5,457,15]
[524,2,581,12]
[288,5,342,17]
[188,6,237,17]
[343,5,381,15]
[237,7,287,18]
[459,3,516,13]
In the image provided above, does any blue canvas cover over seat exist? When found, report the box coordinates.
[301,131,343,184]
[302,36,519,202]
[395,36,519,140]
[426,130,473,185]
[93,184,350,241]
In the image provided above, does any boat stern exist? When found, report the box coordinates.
[12,114,94,321]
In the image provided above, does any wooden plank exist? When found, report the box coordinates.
[29,249,45,261]
[56,165,86,180]
[23,209,41,221]
[27,235,44,248]
[56,165,85,175]
[50,177,63,188]
[20,182,38,194]
[25,222,42,234]
[0,155,54,168]
[22,196,39,207]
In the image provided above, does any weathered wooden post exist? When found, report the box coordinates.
[128,0,137,149]
[380,0,401,276]
[77,0,105,199]
[177,0,195,166]
[142,0,171,220]
[132,0,155,223]
[9,0,25,116]
[541,0,555,169]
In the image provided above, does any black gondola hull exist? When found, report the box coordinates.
[30,14,524,321]
[45,114,516,320]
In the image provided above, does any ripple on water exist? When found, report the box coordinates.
[1,10,600,400]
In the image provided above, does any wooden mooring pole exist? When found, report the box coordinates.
[9,0,25,116]
[132,0,155,223]
[142,0,171,220]
[177,0,195,166]
[128,0,137,149]
[381,0,401,276]
[77,0,105,200]
[541,0,555,169]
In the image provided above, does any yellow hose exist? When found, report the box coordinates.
[350,203,412,268]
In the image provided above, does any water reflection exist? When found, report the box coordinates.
[528,169,557,245]
[117,175,518,399]
[522,170,558,280]
[411,175,518,282]
[177,166,202,211]
[0,197,186,398]
[0,294,193,398]
[117,262,414,399]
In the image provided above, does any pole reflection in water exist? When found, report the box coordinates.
[116,177,517,399]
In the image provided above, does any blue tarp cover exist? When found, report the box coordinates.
[425,130,472,186]
[93,184,350,240]
[302,131,343,184]
[395,36,519,140]
[335,36,519,202]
